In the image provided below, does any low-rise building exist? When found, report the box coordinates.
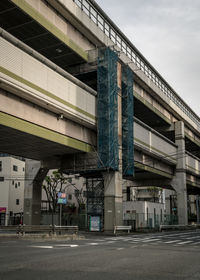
[0,155,25,225]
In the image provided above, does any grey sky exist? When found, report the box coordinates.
[95,0,200,116]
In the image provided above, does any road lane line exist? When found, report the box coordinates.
[55,244,79,247]
[30,246,53,249]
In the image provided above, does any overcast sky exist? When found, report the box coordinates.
[95,0,200,116]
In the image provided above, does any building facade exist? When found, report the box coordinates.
[0,155,25,225]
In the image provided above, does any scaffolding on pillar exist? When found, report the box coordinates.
[97,47,119,171]
[122,64,134,176]
[86,177,104,231]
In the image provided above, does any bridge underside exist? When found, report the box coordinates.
[0,0,86,68]
[0,124,79,160]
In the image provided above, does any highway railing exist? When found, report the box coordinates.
[73,0,200,130]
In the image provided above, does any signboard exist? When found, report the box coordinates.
[0,207,6,213]
[57,192,67,204]
[89,216,101,232]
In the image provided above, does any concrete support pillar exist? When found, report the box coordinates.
[172,121,188,225]
[196,195,200,224]
[103,171,123,231]
[103,62,123,232]
[23,160,48,225]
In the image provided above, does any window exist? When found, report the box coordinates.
[68,194,72,200]
[16,199,19,205]
[18,182,20,186]
[0,161,2,172]
[23,167,25,172]
[13,165,18,172]
[12,180,14,185]
[15,183,18,189]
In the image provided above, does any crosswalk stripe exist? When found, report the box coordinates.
[177,241,193,245]
[142,239,160,243]
[165,240,181,244]
[192,241,200,245]
[186,236,200,240]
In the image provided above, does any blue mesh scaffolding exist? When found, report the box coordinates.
[97,47,119,171]
[122,64,134,176]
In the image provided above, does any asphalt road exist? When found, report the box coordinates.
[1,230,200,280]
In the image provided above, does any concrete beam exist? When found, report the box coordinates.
[130,178,173,188]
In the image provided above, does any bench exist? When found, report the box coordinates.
[17,225,53,236]
[114,225,132,235]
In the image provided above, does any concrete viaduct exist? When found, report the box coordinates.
[0,0,200,231]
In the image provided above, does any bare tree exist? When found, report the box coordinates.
[42,170,72,225]
[74,187,86,213]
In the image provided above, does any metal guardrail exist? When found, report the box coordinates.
[160,224,200,231]
[0,225,78,235]
[73,0,200,129]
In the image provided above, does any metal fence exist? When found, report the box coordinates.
[124,213,178,230]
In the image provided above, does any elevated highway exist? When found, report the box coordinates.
[0,0,200,228]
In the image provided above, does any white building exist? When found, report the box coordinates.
[123,181,165,229]
[123,200,165,229]
[0,155,25,225]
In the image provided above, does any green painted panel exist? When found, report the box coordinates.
[135,162,173,178]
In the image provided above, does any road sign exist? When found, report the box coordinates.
[57,192,67,204]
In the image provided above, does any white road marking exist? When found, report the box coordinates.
[177,241,193,245]
[55,244,79,248]
[163,232,195,237]
[165,240,181,244]
[142,239,161,243]
[192,241,200,245]
[87,243,99,246]
[30,246,53,249]
[116,247,124,250]
[186,236,200,240]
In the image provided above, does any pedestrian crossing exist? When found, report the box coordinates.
[28,231,200,250]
